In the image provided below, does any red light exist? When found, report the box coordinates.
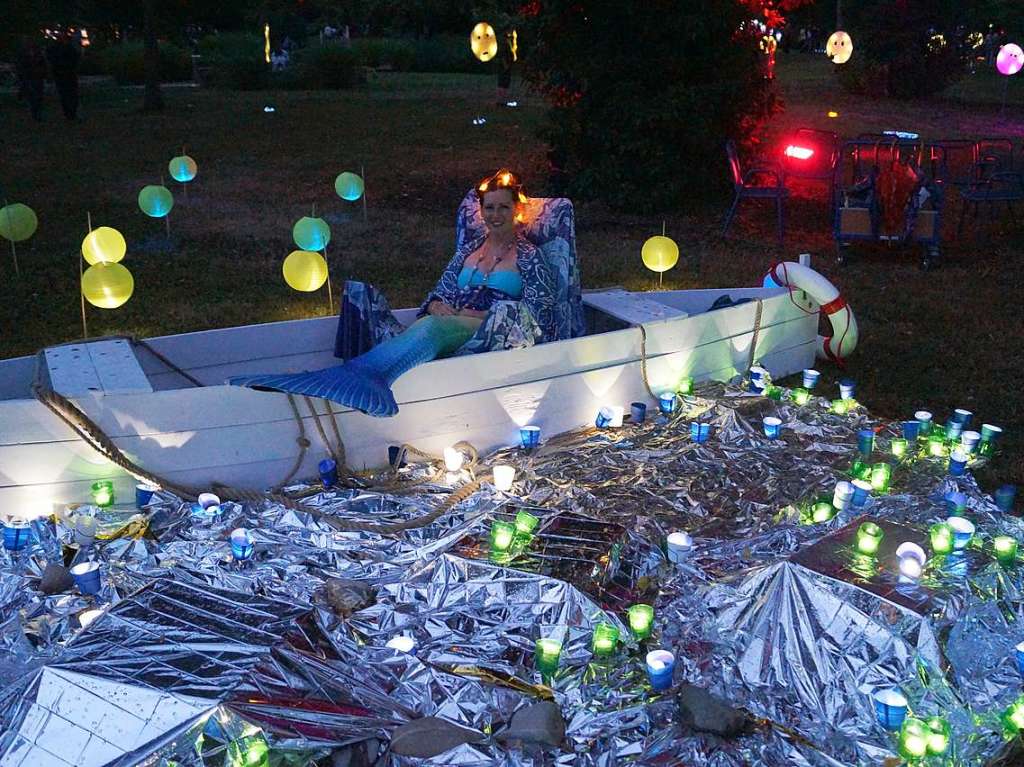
[784,145,815,160]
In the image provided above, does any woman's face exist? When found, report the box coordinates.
[481,189,519,237]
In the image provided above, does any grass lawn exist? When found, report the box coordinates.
[1,53,1022,488]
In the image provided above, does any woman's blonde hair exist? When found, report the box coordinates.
[476,168,528,204]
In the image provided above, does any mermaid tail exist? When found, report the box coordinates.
[229,316,480,417]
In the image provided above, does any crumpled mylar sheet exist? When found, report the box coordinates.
[1,382,1022,766]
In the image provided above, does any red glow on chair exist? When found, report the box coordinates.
[784,145,815,160]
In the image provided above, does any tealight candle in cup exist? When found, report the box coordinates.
[70,561,102,595]
[839,378,856,400]
[925,716,951,756]
[230,528,254,561]
[591,622,619,658]
[90,480,114,508]
[385,635,418,654]
[952,408,973,426]
[443,447,464,472]
[832,481,855,510]
[659,392,676,415]
[515,510,540,536]
[802,368,820,389]
[595,406,614,428]
[2,521,32,552]
[980,423,1002,455]
[928,434,947,457]
[995,485,1016,513]
[961,430,981,454]
[519,425,541,449]
[890,438,908,459]
[197,492,221,510]
[1002,695,1024,735]
[902,420,920,441]
[135,483,159,508]
[851,459,871,481]
[792,387,810,406]
[666,531,693,563]
[898,555,923,581]
[493,465,516,492]
[945,419,963,441]
[690,422,711,443]
[895,542,927,567]
[856,522,884,555]
[946,516,975,550]
[929,522,954,555]
[870,463,892,493]
[857,428,875,456]
[490,520,515,556]
[851,479,872,508]
[645,649,676,691]
[873,688,909,730]
[948,448,969,476]
[831,398,849,415]
[812,501,835,523]
[677,376,694,396]
[534,638,562,677]
[318,458,339,487]
[898,717,930,761]
[608,406,625,428]
[915,410,933,436]
[762,416,782,439]
[994,535,1018,566]
[627,604,655,639]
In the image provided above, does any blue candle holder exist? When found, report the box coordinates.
[762,417,782,439]
[802,369,820,389]
[645,649,676,692]
[915,410,933,436]
[996,485,1016,513]
[230,528,255,561]
[70,561,102,595]
[2,522,31,552]
[659,392,676,415]
[945,491,967,514]
[690,422,711,443]
[135,483,158,508]
[948,449,968,476]
[595,407,614,428]
[952,408,973,426]
[839,378,856,400]
[519,425,541,448]
[630,402,647,424]
[902,420,920,441]
[874,688,909,730]
[857,428,875,456]
[319,458,339,487]
[851,479,872,508]
[946,516,975,550]
[945,419,963,441]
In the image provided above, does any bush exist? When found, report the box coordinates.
[295,43,364,89]
[198,33,269,90]
[101,41,192,85]
[351,37,416,71]
[411,34,480,74]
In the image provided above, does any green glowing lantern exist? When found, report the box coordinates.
[850,459,872,481]
[891,438,908,458]
[335,171,364,201]
[0,203,38,242]
[490,520,515,555]
[831,398,849,415]
[812,501,835,523]
[929,522,954,555]
[534,638,561,677]
[856,522,884,555]
[765,384,782,401]
[1002,695,1024,736]
[591,622,619,657]
[849,553,879,579]
[994,535,1018,567]
[627,604,655,639]
[926,716,951,756]
[515,510,540,536]
[292,216,331,251]
[138,185,174,218]
[899,717,929,761]
[168,155,198,183]
[928,434,947,457]
[227,733,269,767]
[90,480,114,508]
[870,463,892,493]
[792,388,810,406]
[677,376,694,396]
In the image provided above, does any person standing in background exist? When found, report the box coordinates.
[496,30,514,106]
[46,29,81,122]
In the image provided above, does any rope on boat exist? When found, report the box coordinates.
[30,339,485,535]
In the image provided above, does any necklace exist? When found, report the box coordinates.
[471,238,515,284]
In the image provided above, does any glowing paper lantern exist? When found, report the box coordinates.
[334,171,364,201]
[784,145,814,160]
[826,31,853,64]
[641,235,679,273]
[282,250,328,292]
[997,44,1024,76]
[470,22,498,62]
[168,155,198,183]
[82,227,126,265]
[292,216,331,250]
[138,185,174,218]
[81,262,134,309]
[0,203,38,242]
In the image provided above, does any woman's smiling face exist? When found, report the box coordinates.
[481,188,518,237]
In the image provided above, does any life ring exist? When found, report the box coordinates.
[763,261,858,362]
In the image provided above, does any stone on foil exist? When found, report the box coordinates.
[677,683,751,737]
[389,717,485,757]
[321,577,377,617]
[39,563,74,595]
[497,701,566,747]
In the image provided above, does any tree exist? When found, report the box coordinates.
[142,0,163,111]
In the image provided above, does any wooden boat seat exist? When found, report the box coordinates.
[44,339,153,397]
[582,289,689,326]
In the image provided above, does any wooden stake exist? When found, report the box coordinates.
[324,245,334,315]
[81,212,91,339]
[361,163,368,223]
[3,200,18,277]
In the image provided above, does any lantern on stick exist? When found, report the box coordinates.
[0,202,38,276]
[470,22,498,62]
[826,31,853,64]
[641,232,679,288]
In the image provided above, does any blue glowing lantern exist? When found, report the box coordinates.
[168,155,198,183]
[335,171,365,202]
[292,216,332,251]
[138,185,174,218]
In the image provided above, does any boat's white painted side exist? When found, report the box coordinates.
[0,288,818,516]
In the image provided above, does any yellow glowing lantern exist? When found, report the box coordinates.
[760,34,777,55]
[471,22,498,62]
[81,262,134,309]
[641,235,679,273]
[283,250,328,292]
[827,110,839,118]
[826,31,853,64]
[82,227,127,265]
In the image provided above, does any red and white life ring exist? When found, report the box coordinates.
[764,261,858,362]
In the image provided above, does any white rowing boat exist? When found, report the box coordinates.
[0,286,818,517]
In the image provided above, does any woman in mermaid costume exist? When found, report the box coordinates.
[230,169,558,416]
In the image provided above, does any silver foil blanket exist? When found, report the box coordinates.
[0,382,1021,766]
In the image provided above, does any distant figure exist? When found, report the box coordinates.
[15,36,47,121]
[271,48,290,71]
[46,30,81,121]
[496,31,514,106]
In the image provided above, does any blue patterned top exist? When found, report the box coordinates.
[420,233,559,342]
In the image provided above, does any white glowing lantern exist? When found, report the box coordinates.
[493,465,516,492]
[443,447,464,472]
[826,30,853,64]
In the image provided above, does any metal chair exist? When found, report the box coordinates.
[781,128,840,209]
[957,159,1024,237]
[722,140,788,245]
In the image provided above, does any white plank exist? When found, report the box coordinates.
[582,290,689,324]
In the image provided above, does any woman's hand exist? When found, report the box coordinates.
[428,300,456,316]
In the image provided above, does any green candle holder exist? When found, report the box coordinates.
[591,622,619,657]
[898,717,929,761]
[856,522,884,555]
[1002,695,1024,736]
[490,520,515,560]
[534,638,562,677]
[227,733,269,767]
[890,438,908,459]
[90,480,115,508]
[994,535,1018,567]
[929,522,954,555]
[927,434,947,458]
[850,459,872,481]
[677,376,694,396]
[765,384,783,401]
[514,511,540,536]
[812,501,835,523]
[870,463,892,493]
[925,716,951,756]
[831,398,849,415]
[627,604,655,639]
[791,388,810,406]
